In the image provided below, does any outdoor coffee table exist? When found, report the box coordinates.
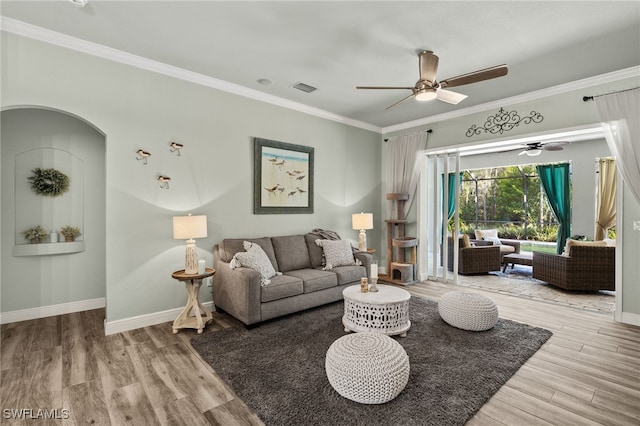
[502,252,533,272]
[342,284,411,337]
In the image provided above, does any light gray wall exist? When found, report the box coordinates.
[460,139,612,240]
[1,108,106,311]
[383,77,640,318]
[1,34,381,323]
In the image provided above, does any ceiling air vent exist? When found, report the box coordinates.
[292,82,317,93]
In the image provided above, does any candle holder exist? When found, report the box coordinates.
[369,277,379,292]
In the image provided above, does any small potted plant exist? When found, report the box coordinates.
[22,225,48,244]
[60,226,81,242]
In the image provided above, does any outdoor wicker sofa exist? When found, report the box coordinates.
[532,245,615,291]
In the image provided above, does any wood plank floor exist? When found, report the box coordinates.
[1,281,638,425]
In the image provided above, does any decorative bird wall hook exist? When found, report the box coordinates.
[157,175,171,189]
[136,149,151,165]
[169,141,184,156]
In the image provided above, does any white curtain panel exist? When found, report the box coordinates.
[385,132,429,219]
[594,88,640,203]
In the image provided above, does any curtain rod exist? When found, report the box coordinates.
[582,87,639,102]
[384,129,432,142]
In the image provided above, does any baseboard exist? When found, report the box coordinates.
[618,310,640,327]
[0,297,105,324]
[104,301,214,335]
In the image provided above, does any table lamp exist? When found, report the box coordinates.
[173,214,207,274]
[352,212,373,251]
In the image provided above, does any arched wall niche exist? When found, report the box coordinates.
[1,105,106,316]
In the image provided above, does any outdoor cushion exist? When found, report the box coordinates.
[285,269,337,293]
[562,239,607,256]
[475,229,499,240]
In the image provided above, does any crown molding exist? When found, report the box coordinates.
[3,16,637,137]
[0,17,382,134]
[383,66,640,134]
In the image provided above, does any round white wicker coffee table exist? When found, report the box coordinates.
[325,332,410,404]
[342,284,411,337]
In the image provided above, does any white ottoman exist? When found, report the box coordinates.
[438,291,499,331]
[325,332,410,404]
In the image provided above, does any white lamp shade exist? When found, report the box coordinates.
[352,213,373,230]
[173,215,208,240]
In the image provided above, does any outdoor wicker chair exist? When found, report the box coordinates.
[447,242,501,275]
[532,245,615,291]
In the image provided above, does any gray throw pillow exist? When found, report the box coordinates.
[315,239,361,270]
[229,241,279,286]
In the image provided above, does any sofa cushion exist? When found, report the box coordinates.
[315,239,360,270]
[285,269,337,293]
[271,235,311,272]
[261,275,304,303]
[304,233,325,268]
[229,241,280,286]
[332,265,367,286]
[219,237,278,270]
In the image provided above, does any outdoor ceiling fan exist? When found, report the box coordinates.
[356,50,508,109]
[514,142,568,156]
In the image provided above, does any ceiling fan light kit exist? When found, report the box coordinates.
[415,89,437,101]
[356,50,508,110]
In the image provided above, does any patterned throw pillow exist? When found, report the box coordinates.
[229,241,279,286]
[315,239,362,270]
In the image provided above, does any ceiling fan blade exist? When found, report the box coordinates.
[543,144,565,151]
[436,88,468,105]
[439,64,508,89]
[419,50,439,83]
[356,86,414,90]
[385,93,416,110]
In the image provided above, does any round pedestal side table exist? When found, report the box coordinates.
[171,268,215,334]
[342,284,411,337]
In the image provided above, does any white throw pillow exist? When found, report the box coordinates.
[484,236,503,246]
[475,229,499,240]
[315,239,362,270]
[229,241,279,286]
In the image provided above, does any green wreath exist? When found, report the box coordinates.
[28,167,70,197]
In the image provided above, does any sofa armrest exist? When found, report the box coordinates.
[213,246,262,325]
[353,251,373,277]
[500,239,521,253]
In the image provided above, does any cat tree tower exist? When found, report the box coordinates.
[381,193,418,285]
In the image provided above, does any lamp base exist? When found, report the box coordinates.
[358,229,367,252]
[185,239,199,274]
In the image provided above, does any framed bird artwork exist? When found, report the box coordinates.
[253,138,314,214]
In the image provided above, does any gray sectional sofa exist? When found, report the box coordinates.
[212,233,372,326]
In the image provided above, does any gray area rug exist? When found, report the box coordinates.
[191,297,552,426]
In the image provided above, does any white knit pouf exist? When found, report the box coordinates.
[325,332,409,404]
[438,291,499,331]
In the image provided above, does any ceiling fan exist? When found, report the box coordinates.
[515,142,568,156]
[356,50,508,110]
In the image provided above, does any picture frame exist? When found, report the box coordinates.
[254,138,314,214]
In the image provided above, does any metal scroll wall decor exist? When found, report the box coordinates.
[466,108,543,137]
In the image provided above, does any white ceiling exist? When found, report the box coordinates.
[1,1,639,131]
